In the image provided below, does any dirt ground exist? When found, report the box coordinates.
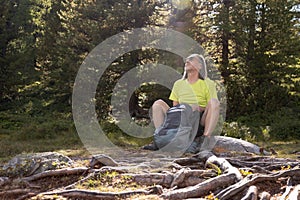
[0,149,299,200]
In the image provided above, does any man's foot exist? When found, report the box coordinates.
[142,143,158,151]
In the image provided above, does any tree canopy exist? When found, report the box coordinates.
[0,0,299,141]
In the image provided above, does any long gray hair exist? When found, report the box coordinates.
[182,54,208,80]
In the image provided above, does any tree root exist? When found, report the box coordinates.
[38,185,163,200]
[216,168,300,200]
[1,151,299,200]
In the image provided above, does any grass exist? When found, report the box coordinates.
[266,140,300,159]
[1,132,299,164]
[76,171,137,192]
[0,115,152,164]
[0,133,85,163]
[0,111,299,164]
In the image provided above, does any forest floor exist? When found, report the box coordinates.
[0,142,300,200]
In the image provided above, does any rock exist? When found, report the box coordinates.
[1,152,73,177]
[197,150,214,160]
[89,154,119,169]
[212,136,270,155]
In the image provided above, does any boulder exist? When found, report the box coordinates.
[212,136,269,155]
[89,154,119,169]
[1,152,73,177]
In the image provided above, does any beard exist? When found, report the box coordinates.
[185,67,199,74]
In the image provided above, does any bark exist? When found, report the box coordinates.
[287,185,300,200]
[40,186,163,200]
[1,150,299,200]
[22,167,90,182]
[281,177,293,200]
[259,191,271,200]
[216,168,300,200]
[161,154,242,199]
[240,185,258,200]
[170,168,216,188]
[162,173,238,199]
[0,189,33,196]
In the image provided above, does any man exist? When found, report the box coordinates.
[145,54,220,151]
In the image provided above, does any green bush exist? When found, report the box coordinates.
[223,107,300,141]
[268,108,300,140]
[222,121,255,142]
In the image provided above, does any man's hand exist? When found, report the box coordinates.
[191,104,206,112]
[198,106,206,112]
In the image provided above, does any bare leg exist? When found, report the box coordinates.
[152,99,170,129]
[201,98,220,136]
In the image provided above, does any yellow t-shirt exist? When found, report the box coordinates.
[169,78,218,107]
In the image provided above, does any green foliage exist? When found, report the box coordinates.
[223,107,300,142]
[222,121,255,142]
[267,108,300,140]
[189,0,300,119]
[0,110,81,159]
[239,169,253,177]
[101,120,153,147]
[206,162,222,176]
[0,0,299,156]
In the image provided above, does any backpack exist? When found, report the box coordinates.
[153,103,200,153]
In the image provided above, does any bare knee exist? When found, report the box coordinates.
[153,99,166,107]
[151,99,169,128]
[152,99,169,114]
